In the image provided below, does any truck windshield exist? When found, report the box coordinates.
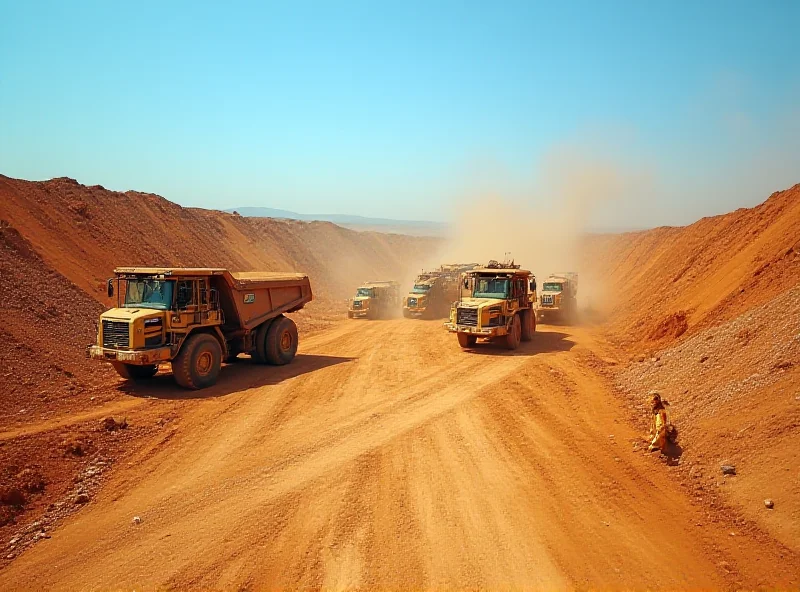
[125,279,174,310]
[411,284,431,294]
[356,288,374,297]
[473,277,509,299]
[543,282,563,292]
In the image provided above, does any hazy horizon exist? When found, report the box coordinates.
[2,1,798,230]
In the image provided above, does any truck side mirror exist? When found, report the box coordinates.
[107,279,114,298]
[463,278,469,289]
[530,280,536,292]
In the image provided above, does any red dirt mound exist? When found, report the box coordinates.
[0,175,439,306]
[589,185,800,554]
[0,220,114,425]
[585,184,800,350]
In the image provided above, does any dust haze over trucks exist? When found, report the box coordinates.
[87,268,312,389]
[537,272,578,323]
[347,281,401,319]
[445,260,537,350]
[402,264,477,319]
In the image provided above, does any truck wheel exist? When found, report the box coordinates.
[253,319,273,363]
[457,333,477,348]
[505,314,521,350]
[402,309,411,318]
[347,311,354,319]
[521,309,534,342]
[172,333,222,389]
[111,362,158,381]
[265,315,298,365]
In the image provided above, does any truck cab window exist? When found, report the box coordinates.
[199,279,208,305]
[176,280,195,308]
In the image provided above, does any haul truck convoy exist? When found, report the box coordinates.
[445,260,536,350]
[403,264,475,319]
[537,272,578,323]
[348,281,400,319]
[87,268,312,389]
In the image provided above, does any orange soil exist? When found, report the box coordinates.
[1,175,798,588]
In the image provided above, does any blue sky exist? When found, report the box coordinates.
[1,1,798,227]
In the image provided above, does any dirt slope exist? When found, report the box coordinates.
[2,321,796,590]
[0,175,439,305]
[617,286,800,552]
[585,184,800,349]
[583,184,800,560]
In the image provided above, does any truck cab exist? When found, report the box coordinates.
[95,271,222,366]
[537,272,578,323]
[445,261,536,350]
[348,281,400,319]
[403,274,438,318]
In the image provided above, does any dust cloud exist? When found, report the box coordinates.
[434,140,653,313]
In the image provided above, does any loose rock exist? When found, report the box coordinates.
[764,499,774,509]
[720,464,736,475]
[73,493,90,505]
[102,417,128,431]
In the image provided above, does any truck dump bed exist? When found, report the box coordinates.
[218,271,312,331]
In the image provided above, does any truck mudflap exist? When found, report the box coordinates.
[87,345,173,365]
[443,323,509,337]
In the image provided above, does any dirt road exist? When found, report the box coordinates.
[1,320,796,590]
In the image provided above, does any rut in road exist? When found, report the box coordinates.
[1,320,796,590]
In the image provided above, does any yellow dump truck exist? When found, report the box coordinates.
[347,281,400,319]
[445,261,536,350]
[537,272,578,323]
[403,264,476,319]
[87,268,312,389]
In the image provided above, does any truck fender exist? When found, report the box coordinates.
[175,326,228,360]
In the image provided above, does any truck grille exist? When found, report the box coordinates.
[542,295,554,305]
[457,307,478,326]
[408,297,417,307]
[353,300,362,309]
[102,320,130,348]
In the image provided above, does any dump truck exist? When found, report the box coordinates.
[403,264,478,319]
[347,281,400,319]
[537,272,578,323]
[445,260,536,350]
[87,268,312,389]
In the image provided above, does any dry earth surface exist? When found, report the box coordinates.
[0,175,798,590]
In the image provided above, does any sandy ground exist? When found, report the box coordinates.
[1,319,796,590]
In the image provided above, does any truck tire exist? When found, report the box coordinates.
[253,318,273,363]
[111,362,158,381]
[521,309,534,342]
[505,314,521,350]
[172,333,222,389]
[347,311,354,319]
[264,315,298,365]
[457,333,477,348]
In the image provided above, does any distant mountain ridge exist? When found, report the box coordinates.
[226,207,448,236]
